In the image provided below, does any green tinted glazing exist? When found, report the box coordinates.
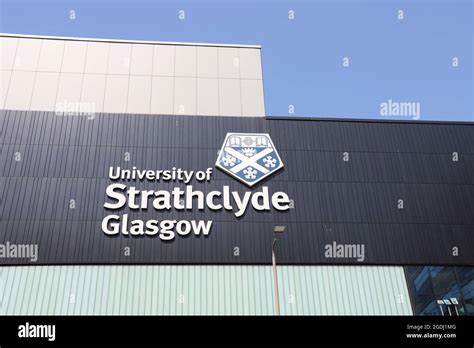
[0,265,412,315]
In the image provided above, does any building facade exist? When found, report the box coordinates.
[1,34,473,315]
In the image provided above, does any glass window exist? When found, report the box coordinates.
[405,266,437,315]
[455,267,474,316]
[405,266,474,316]
[429,266,463,315]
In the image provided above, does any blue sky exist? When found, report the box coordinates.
[1,0,472,121]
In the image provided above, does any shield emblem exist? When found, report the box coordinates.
[215,133,284,187]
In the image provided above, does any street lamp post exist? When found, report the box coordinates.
[272,225,286,316]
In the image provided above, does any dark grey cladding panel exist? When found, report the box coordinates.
[1,110,473,265]
[1,177,473,224]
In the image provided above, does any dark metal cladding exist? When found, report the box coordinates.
[0,110,473,265]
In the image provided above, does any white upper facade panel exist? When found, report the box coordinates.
[0,34,265,117]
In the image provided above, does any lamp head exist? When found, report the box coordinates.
[273,226,286,234]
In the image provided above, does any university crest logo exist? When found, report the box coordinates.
[215,133,284,187]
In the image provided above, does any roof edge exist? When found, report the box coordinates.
[265,115,474,126]
[0,33,261,49]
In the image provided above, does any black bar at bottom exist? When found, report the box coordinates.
[0,316,472,345]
